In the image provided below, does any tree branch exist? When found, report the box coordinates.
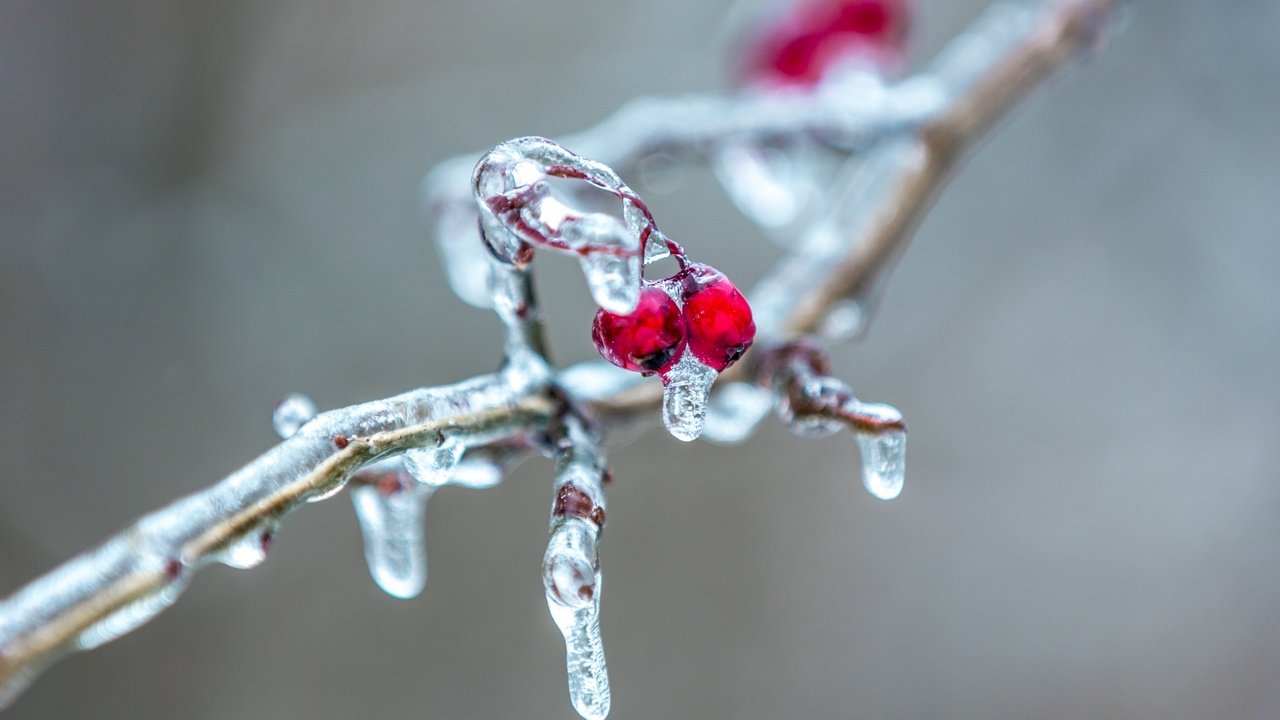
[0,0,1120,712]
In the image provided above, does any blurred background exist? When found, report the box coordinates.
[1,1,1278,718]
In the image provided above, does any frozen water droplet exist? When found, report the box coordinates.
[660,353,719,442]
[403,437,464,487]
[216,522,278,569]
[702,383,773,445]
[351,480,431,599]
[272,393,316,439]
[857,429,906,500]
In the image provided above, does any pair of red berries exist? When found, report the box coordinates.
[592,264,756,380]
[740,0,913,88]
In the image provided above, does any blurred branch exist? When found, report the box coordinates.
[589,0,1119,421]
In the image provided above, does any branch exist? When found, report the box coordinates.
[0,0,1120,713]
[0,374,555,705]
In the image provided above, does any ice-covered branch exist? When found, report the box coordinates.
[0,1,1120,716]
[0,367,556,706]
[585,0,1120,427]
[542,407,611,719]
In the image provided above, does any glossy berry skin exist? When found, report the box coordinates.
[592,287,686,375]
[741,0,913,88]
[680,266,756,372]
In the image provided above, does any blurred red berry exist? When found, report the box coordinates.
[741,0,914,88]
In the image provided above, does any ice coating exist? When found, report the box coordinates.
[543,413,611,718]
[472,137,669,316]
[0,364,552,706]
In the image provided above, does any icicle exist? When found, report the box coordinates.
[850,401,906,500]
[563,214,642,315]
[661,353,719,442]
[701,382,774,445]
[547,571,610,720]
[543,413,611,719]
[350,476,431,599]
[272,393,316,439]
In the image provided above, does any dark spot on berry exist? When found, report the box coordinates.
[164,558,183,580]
[578,585,595,602]
[260,531,274,554]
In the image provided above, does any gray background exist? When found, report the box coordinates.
[2,1,1278,718]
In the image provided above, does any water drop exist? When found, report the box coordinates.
[272,393,316,439]
[350,480,431,599]
[660,353,718,442]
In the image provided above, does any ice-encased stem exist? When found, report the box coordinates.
[542,412,611,719]
[0,368,555,705]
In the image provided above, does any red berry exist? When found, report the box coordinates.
[741,0,913,88]
[680,266,756,372]
[592,287,686,375]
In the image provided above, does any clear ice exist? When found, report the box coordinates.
[661,353,719,442]
[350,478,431,599]
[547,574,610,720]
